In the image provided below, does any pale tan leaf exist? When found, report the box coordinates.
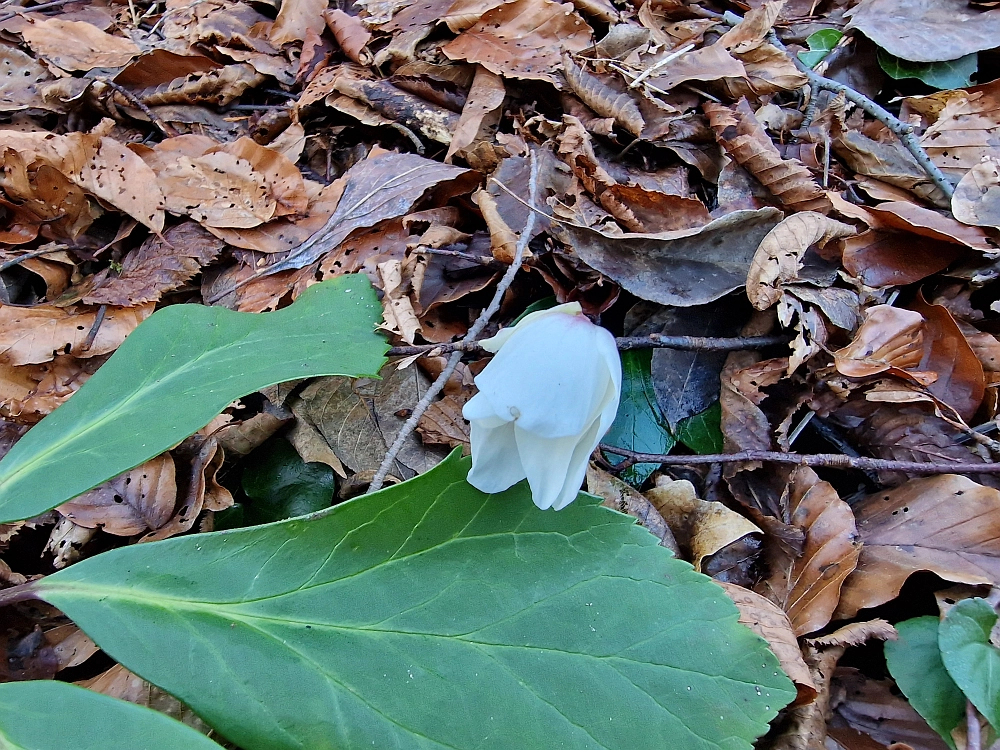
[0,45,56,112]
[57,454,177,536]
[269,0,328,46]
[836,474,1000,618]
[21,19,139,71]
[446,66,506,162]
[952,156,1000,228]
[563,55,644,136]
[746,212,857,310]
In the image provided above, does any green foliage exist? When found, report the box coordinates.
[676,402,723,454]
[798,29,843,68]
[603,349,675,485]
[0,277,387,524]
[885,617,965,748]
[939,598,1000,731]
[34,452,794,750]
[0,681,222,750]
[877,49,977,89]
[242,438,336,524]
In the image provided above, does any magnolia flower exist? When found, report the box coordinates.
[463,302,621,510]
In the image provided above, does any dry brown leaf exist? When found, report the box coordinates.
[704,99,830,214]
[42,624,99,672]
[21,18,140,71]
[323,9,372,64]
[137,135,308,228]
[563,56,644,136]
[952,156,1000,228]
[475,189,519,263]
[645,44,746,93]
[837,474,1000,619]
[82,222,226,306]
[756,467,861,637]
[0,45,56,112]
[0,303,152,366]
[442,0,592,86]
[715,1,806,97]
[0,149,96,243]
[0,356,100,423]
[139,62,267,108]
[835,305,927,380]
[57,454,177,536]
[866,200,999,254]
[746,212,857,310]
[418,394,473,452]
[269,0,327,46]
[839,230,965,287]
[44,516,96,569]
[646,476,761,571]
[586,464,679,554]
[378,258,423,344]
[716,581,817,707]
[446,65,506,162]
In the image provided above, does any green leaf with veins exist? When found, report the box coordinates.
[798,29,843,68]
[877,49,977,89]
[33,451,794,750]
[0,681,223,750]
[0,276,387,524]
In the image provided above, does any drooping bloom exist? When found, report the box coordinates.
[463,302,622,510]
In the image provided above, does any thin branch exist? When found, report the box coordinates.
[0,245,69,273]
[968,701,983,750]
[367,151,541,494]
[599,444,1000,475]
[100,79,178,138]
[0,0,75,21]
[385,333,790,358]
[765,30,955,199]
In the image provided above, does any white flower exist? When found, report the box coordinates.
[463,302,622,510]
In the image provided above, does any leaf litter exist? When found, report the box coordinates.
[2,0,1000,747]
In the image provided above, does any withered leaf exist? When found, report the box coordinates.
[82,222,226,306]
[836,474,1000,619]
[952,156,1000,228]
[563,56,644,136]
[0,45,56,112]
[269,0,328,47]
[21,19,140,71]
[756,467,861,637]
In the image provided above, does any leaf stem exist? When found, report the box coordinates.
[367,151,541,493]
[0,580,40,608]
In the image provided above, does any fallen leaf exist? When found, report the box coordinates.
[21,18,140,71]
[836,474,1000,619]
[269,0,327,46]
[952,156,1000,228]
[839,230,965,287]
[443,0,592,86]
[756,467,861,637]
[446,65,506,162]
[866,200,999,254]
[0,45,56,112]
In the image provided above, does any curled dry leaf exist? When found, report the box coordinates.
[0,303,153,366]
[21,18,140,71]
[704,99,830,214]
[746,212,857,310]
[57,454,177,536]
[82,222,226,306]
[586,464,679,554]
[834,305,927,380]
[323,9,372,64]
[837,474,1000,619]
[442,0,592,86]
[716,581,817,707]
[756,467,861,637]
[952,157,1000,228]
[446,66,506,163]
[865,200,998,254]
[646,476,761,571]
[563,55,644,136]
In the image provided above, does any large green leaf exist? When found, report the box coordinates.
[603,349,675,485]
[0,681,223,750]
[33,452,794,750]
[939,598,1000,731]
[0,276,387,523]
[877,49,977,89]
[885,616,965,748]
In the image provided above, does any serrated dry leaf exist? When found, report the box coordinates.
[646,476,761,571]
[836,474,1000,619]
[82,222,226,306]
[563,56,644,136]
[746,212,857,310]
[953,156,1000,228]
[756,467,861,637]
[57,454,177,536]
[140,63,267,107]
[21,18,140,71]
[705,99,830,213]
[716,581,817,707]
[0,303,152,366]
[443,0,592,86]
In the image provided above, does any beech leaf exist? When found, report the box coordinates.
[32,452,795,750]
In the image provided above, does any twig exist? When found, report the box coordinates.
[385,333,789,358]
[0,245,68,273]
[0,0,75,21]
[765,30,955,199]
[968,702,983,750]
[80,305,107,352]
[100,79,177,138]
[629,43,695,89]
[367,151,540,494]
[418,247,502,267]
[598,444,1000,475]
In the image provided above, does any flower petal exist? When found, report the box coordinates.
[478,302,584,352]
[466,419,526,494]
[514,427,587,510]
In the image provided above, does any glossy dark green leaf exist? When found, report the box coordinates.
[34,452,794,750]
[798,29,843,68]
[939,598,1000,731]
[0,277,387,523]
[242,439,336,524]
[885,616,965,749]
[603,349,675,484]
[878,49,977,89]
[0,681,222,750]
[676,402,724,455]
